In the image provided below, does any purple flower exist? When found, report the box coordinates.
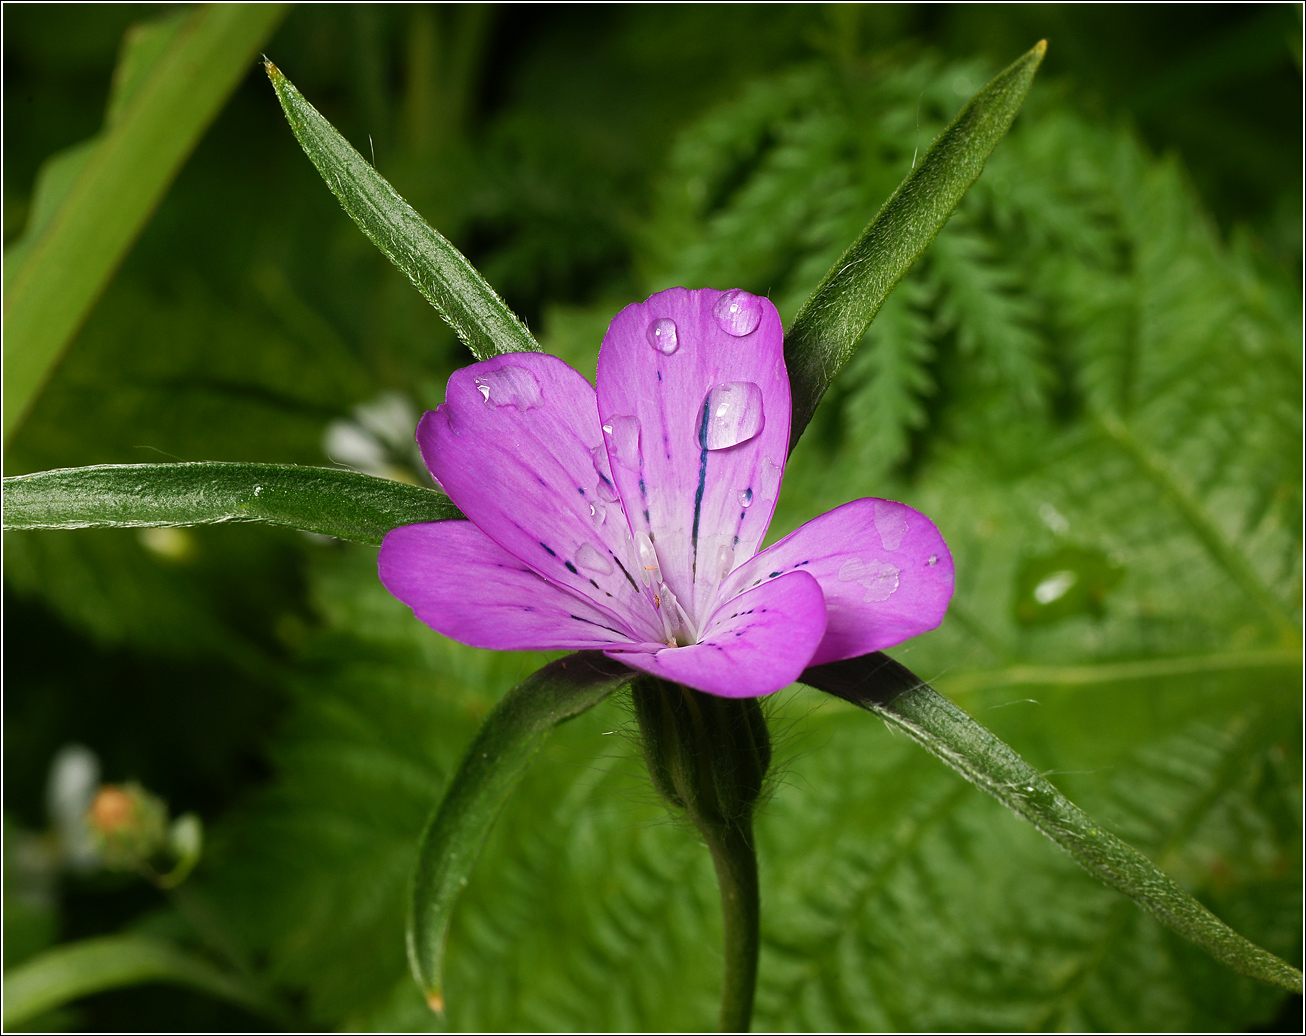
[379,288,954,698]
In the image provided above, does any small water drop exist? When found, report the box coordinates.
[588,500,608,526]
[636,531,660,586]
[647,317,679,355]
[576,542,613,575]
[473,365,542,410]
[699,382,764,451]
[713,290,763,337]
[716,544,735,580]
[756,456,782,505]
[1033,570,1077,605]
[602,415,642,469]
[873,500,909,551]
[837,557,900,602]
[927,554,938,566]
[738,488,753,508]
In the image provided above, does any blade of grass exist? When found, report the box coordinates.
[2,462,460,545]
[408,653,635,1012]
[2,4,290,442]
[784,40,1046,447]
[1,934,286,1028]
[266,61,540,362]
[802,651,1304,994]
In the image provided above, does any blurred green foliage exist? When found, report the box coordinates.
[3,4,1300,1031]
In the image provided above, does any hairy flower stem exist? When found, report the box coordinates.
[630,678,771,1032]
[702,817,760,1032]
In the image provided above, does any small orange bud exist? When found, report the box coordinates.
[89,786,136,833]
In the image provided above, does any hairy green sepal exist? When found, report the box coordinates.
[802,652,1304,994]
[1,462,459,545]
[784,40,1046,446]
[408,653,635,1011]
[266,61,540,361]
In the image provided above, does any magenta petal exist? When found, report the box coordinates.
[720,498,954,666]
[418,351,660,643]
[604,570,826,698]
[596,288,790,624]
[379,521,641,651]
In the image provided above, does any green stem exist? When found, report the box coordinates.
[701,819,760,1033]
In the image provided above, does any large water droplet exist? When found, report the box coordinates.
[738,488,753,508]
[472,365,542,409]
[636,532,660,586]
[647,317,679,355]
[576,542,613,575]
[838,558,900,602]
[602,415,642,469]
[873,500,909,551]
[714,290,763,337]
[700,382,764,451]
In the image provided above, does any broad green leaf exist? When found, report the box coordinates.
[781,41,1045,444]
[409,653,636,1010]
[2,462,459,545]
[1,934,283,1028]
[2,4,290,441]
[801,652,1303,994]
[266,62,541,362]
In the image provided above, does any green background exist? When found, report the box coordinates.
[4,4,1301,1031]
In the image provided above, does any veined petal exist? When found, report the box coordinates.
[720,498,953,665]
[605,570,826,698]
[418,352,660,643]
[596,288,790,627]
[379,521,641,651]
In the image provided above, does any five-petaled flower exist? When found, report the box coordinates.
[379,288,954,698]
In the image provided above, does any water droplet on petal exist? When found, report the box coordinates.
[927,554,938,566]
[473,365,542,410]
[588,500,608,526]
[716,544,735,580]
[714,290,763,337]
[837,558,900,602]
[647,317,679,355]
[700,382,764,451]
[756,456,783,506]
[576,542,613,575]
[602,415,642,469]
[636,531,660,586]
[873,500,909,551]
[738,488,753,508]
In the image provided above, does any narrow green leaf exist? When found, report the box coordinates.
[2,462,459,546]
[1,934,283,1028]
[784,40,1046,445]
[802,652,1304,995]
[2,4,290,442]
[408,653,636,1011]
[265,61,540,362]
